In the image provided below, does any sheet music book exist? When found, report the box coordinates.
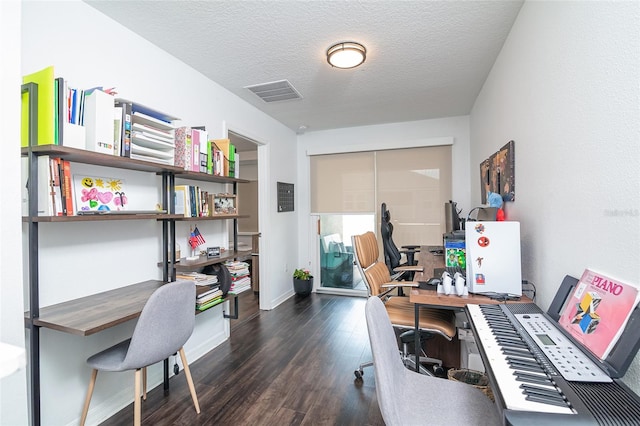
[558,268,640,360]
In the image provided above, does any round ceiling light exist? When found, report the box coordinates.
[326,42,366,69]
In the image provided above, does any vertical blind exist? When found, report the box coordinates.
[310,145,452,246]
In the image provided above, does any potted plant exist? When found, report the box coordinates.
[293,268,314,296]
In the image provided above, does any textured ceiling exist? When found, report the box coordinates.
[85,0,523,135]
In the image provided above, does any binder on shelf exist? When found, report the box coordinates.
[191,130,201,172]
[84,89,115,155]
[174,127,190,169]
[21,65,56,147]
[114,100,132,157]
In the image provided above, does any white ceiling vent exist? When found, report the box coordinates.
[245,80,303,103]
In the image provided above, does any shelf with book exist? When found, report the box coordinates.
[22,145,183,174]
[22,213,183,223]
[22,81,252,425]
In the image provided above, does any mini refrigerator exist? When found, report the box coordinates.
[465,221,522,296]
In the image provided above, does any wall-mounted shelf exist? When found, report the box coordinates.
[22,214,183,222]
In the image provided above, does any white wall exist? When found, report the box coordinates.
[0,1,29,424]
[19,1,297,424]
[296,116,471,276]
[470,1,640,393]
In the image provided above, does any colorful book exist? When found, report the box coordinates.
[174,127,190,168]
[21,65,56,147]
[62,160,74,215]
[558,268,640,360]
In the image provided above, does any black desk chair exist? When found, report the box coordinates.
[381,203,420,288]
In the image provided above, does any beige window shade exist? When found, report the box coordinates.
[310,152,375,213]
[377,146,452,246]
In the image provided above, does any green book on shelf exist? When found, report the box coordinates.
[22,65,56,147]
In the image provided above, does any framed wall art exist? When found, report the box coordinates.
[480,140,515,203]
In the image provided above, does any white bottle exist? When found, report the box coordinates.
[442,271,453,295]
[454,272,465,296]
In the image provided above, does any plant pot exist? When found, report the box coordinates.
[293,277,313,296]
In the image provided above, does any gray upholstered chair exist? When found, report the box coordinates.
[365,296,501,426]
[80,281,200,426]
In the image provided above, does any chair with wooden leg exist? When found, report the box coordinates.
[80,280,200,426]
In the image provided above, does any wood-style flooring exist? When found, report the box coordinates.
[100,292,385,425]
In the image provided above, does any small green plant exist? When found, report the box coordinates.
[293,268,312,280]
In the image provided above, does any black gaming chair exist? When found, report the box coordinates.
[381,202,420,282]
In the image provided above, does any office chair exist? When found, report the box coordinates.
[365,296,501,426]
[380,202,420,282]
[352,231,455,380]
[80,281,200,426]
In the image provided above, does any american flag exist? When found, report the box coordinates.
[189,226,206,249]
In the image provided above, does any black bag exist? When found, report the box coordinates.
[202,263,232,296]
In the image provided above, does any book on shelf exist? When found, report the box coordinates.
[558,268,640,360]
[84,89,116,155]
[196,296,224,311]
[114,100,133,157]
[174,126,191,169]
[21,65,55,147]
[211,139,236,177]
[207,140,213,174]
[61,159,74,215]
[21,155,61,216]
[177,271,219,286]
[191,129,201,172]
[113,106,123,156]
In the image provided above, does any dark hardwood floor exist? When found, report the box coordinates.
[100,292,384,425]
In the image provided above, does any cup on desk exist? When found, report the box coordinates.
[442,271,453,295]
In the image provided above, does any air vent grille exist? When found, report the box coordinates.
[245,80,302,103]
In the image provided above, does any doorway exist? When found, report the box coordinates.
[227,130,261,312]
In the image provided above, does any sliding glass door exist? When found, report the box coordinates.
[310,146,451,296]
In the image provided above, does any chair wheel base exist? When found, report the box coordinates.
[432,365,446,377]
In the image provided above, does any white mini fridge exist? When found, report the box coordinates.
[465,221,522,296]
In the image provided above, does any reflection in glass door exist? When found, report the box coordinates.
[317,214,374,296]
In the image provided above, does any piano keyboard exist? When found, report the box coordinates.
[466,304,574,414]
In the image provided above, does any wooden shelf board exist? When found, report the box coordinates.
[22,214,183,222]
[174,170,249,184]
[168,250,252,271]
[173,214,249,221]
[22,145,182,173]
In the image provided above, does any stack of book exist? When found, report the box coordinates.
[226,261,251,294]
[176,272,218,286]
[195,286,223,311]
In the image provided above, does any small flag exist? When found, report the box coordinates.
[189,226,206,249]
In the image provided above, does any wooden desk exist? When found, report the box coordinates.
[31,280,164,336]
[410,246,533,371]
[410,287,532,309]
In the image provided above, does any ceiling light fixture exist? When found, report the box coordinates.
[326,42,366,69]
